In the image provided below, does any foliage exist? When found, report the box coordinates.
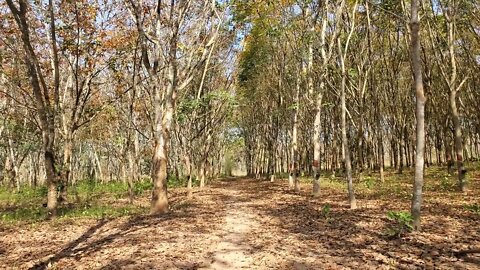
[0,181,148,223]
[0,204,145,223]
[385,211,413,239]
[75,179,126,198]
[321,204,331,217]
[363,176,376,190]
[464,204,480,215]
[167,175,189,189]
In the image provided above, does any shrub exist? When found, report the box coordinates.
[322,204,331,217]
[363,176,376,189]
[385,211,413,239]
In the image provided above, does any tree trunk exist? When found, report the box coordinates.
[59,133,73,202]
[199,160,206,188]
[6,0,59,218]
[410,0,426,231]
[450,90,467,191]
[312,93,322,196]
[290,69,300,191]
[398,139,404,174]
[127,149,135,204]
[185,155,193,198]
[151,134,169,214]
[337,3,358,209]
[446,139,454,174]
[340,63,356,210]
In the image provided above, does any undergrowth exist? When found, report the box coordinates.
[0,176,183,223]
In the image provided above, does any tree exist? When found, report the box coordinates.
[6,0,61,217]
[337,0,358,209]
[127,0,222,214]
[410,0,426,231]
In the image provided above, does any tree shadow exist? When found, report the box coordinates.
[29,201,219,269]
[221,178,479,269]
[8,176,479,269]
[29,215,164,270]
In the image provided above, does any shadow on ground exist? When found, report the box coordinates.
[1,176,478,269]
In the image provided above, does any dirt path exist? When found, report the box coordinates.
[1,178,479,269]
[208,190,258,269]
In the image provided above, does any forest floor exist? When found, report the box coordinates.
[1,166,480,269]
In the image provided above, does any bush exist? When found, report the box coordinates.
[363,176,376,189]
[167,175,185,188]
[385,211,413,239]
[321,204,331,217]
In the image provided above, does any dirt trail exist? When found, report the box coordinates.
[207,190,258,269]
[1,177,479,269]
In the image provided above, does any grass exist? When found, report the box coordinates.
[0,185,48,203]
[0,174,204,224]
[464,203,480,214]
[291,163,480,201]
[1,164,478,224]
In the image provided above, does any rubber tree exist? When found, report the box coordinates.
[6,0,61,217]
[410,0,427,231]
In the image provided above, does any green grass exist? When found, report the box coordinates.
[0,204,147,223]
[1,206,46,223]
[294,165,474,200]
[464,204,480,214]
[0,178,151,224]
[0,175,203,224]
[1,164,478,224]
[0,185,47,203]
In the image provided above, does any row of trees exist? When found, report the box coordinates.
[235,0,479,229]
[1,0,479,230]
[0,0,236,216]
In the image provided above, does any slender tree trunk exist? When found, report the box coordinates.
[338,1,358,209]
[450,91,467,191]
[410,0,426,231]
[340,61,356,210]
[312,1,329,196]
[199,160,206,188]
[446,138,454,174]
[59,133,73,202]
[7,137,19,190]
[290,70,300,191]
[312,92,322,196]
[377,118,385,182]
[127,148,135,204]
[398,138,404,174]
[331,127,338,177]
[185,155,193,198]
[6,0,59,218]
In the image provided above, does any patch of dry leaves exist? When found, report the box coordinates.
[0,175,479,269]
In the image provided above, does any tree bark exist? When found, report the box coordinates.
[410,0,426,231]
[450,91,466,191]
[290,67,300,191]
[6,0,59,218]
[338,0,358,209]
[59,133,73,202]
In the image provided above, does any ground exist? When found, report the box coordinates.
[1,167,479,269]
